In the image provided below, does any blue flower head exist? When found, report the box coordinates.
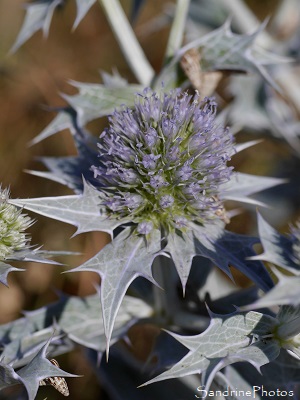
[91,88,234,234]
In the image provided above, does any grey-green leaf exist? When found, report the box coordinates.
[0,362,23,391]
[0,261,24,286]
[249,212,300,273]
[67,228,161,353]
[0,292,151,368]
[11,0,64,53]
[17,341,78,400]
[243,270,300,310]
[9,179,125,237]
[220,172,286,206]
[74,0,97,29]
[61,80,143,127]
[141,311,280,387]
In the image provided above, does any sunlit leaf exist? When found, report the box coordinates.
[141,310,280,388]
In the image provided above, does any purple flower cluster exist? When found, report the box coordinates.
[92,88,234,233]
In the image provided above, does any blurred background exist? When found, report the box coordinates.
[0,0,299,399]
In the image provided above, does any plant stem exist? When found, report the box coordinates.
[164,0,191,62]
[98,0,154,86]
[152,232,180,325]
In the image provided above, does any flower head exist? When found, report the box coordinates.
[92,88,234,233]
[0,188,33,259]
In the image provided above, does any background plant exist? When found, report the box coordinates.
[0,0,300,399]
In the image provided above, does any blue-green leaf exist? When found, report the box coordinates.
[61,80,143,128]
[249,212,299,273]
[9,179,125,237]
[243,270,300,310]
[141,310,280,388]
[0,261,24,286]
[17,340,78,400]
[166,222,273,293]
[11,0,64,53]
[73,0,96,29]
[67,228,161,353]
[220,173,286,206]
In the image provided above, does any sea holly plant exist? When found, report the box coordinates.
[1,0,300,399]
[10,87,280,350]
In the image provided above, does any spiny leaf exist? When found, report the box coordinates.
[17,340,78,400]
[67,228,161,354]
[9,179,126,237]
[180,19,289,91]
[30,107,76,146]
[30,123,100,192]
[61,80,143,128]
[166,222,273,293]
[0,261,24,286]
[228,75,271,131]
[141,311,280,388]
[220,172,286,206]
[249,212,300,273]
[0,293,151,367]
[73,0,96,29]
[157,19,289,92]
[32,80,143,145]
[0,362,24,391]
[243,270,300,310]
[0,247,64,287]
[11,0,65,53]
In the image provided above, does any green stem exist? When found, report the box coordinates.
[164,0,191,62]
[98,0,154,86]
[152,231,180,325]
[153,257,181,326]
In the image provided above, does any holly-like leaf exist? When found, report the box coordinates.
[166,222,273,293]
[29,107,76,146]
[141,311,280,388]
[29,117,100,191]
[67,228,161,354]
[73,0,96,29]
[16,340,78,400]
[243,270,300,310]
[179,19,290,92]
[30,152,99,192]
[220,172,286,206]
[11,0,65,53]
[0,362,23,392]
[61,80,143,128]
[0,292,151,367]
[249,212,300,273]
[0,247,65,287]
[32,80,143,145]
[157,19,290,92]
[9,179,125,237]
[0,261,24,286]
